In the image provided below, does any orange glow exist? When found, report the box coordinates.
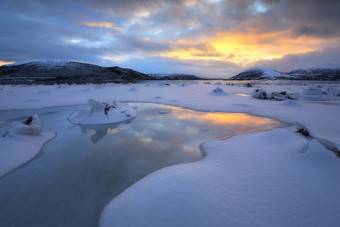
[165,31,338,65]
[160,105,276,126]
[107,129,119,134]
[84,21,125,30]
[0,61,15,66]
[234,93,251,97]
[177,112,274,126]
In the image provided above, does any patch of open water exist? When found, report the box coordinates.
[0,103,287,227]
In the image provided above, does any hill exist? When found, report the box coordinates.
[0,61,152,84]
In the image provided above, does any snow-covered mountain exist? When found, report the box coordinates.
[229,67,294,80]
[230,66,340,80]
[286,67,340,80]
[0,61,153,84]
[148,73,202,80]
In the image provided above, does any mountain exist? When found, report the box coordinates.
[229,66,340,80]
[286,67,340,80]
[0,61,153,84]
[148,73,202,80]
[229,67,295,80]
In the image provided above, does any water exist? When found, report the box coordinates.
[0,103,286,227]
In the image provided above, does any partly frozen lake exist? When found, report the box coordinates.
[0,103,286,227]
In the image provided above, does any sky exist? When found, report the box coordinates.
[1,0,340,78]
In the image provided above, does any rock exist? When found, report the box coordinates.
[0,122,8,137]
[252,89,298,101]
[269,92,286,101]
[211,87,226,95]
[252,89,267,99]
[243,83,253,87]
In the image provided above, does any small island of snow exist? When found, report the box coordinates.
[68,99,137,125]
[0,115,55,177]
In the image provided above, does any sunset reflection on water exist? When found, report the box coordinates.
[0,103,287,227]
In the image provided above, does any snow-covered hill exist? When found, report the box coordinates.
[0,61,152,84]
[286,67,340,80]
[148,73,202,80]
[230,66,340,80]
[229,67,294,80]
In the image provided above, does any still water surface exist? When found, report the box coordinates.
[0,103,286,227]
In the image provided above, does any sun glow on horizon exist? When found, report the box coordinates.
[0,61,15,66]
[163,31,338,66]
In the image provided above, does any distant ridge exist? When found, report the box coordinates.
[0,61,152,84]
[229,66,340,80]
[148,73,202,80]
[229,67,293,80]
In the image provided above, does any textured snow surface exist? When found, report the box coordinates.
[1,82,338,145]
[0,81,339,226]
[247,67,293,79]
[100,129,340,227]
[68,99,137,125]
[0,117,55,177]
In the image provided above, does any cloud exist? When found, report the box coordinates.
[249,46,340,72]
[84,21,125,30]
[0,0,340,77]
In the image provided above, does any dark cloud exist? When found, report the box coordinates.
[251,46,340,72]
[291,25,337,38]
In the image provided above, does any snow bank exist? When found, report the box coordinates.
[0,116,55,177]
[303,87,324,95]
[100,129,340,227]
[12,114,41,135]
[68,99,137,125]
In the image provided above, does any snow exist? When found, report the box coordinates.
[247,66,293,79]
[68,99,137,125]
[303,87,324,95]
[0,115,55,177]
[5,60,70,67]
[12,114,41,135]
[100,129,340,226]
[211,87,227,95]
[0,80,340,226]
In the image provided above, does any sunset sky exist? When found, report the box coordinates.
[1,0,340,77]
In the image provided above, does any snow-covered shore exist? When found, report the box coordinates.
[1,81,339,146]
[101,129,340,227]
[0,116,55,178]
[0,81,340,226]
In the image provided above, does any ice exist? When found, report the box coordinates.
[12,114,41,136]
[0,115,55,177]
[68,98,137,125]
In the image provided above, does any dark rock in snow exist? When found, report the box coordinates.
[211,87,226,95]
[252,89,298,101]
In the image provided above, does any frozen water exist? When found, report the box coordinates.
[0,103,285,227]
